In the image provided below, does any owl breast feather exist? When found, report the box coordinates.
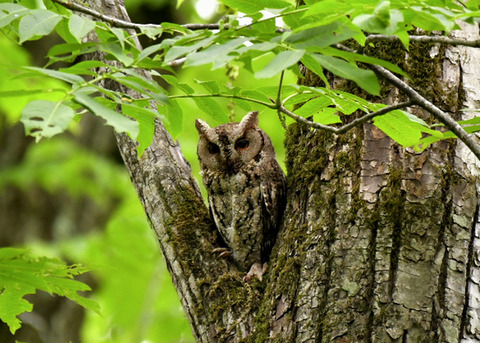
[206,168,265,270]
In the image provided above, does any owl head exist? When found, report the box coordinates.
[195,111,273,173]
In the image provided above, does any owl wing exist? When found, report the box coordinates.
[260,161,286,263]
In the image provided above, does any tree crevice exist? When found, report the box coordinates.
[459,198,480,341]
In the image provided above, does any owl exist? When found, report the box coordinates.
[195,111,286,280]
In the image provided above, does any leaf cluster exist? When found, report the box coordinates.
[0,247,99,334]
[1,0,480,154]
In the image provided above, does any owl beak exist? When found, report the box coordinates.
[226,159,236,173]
[225,156,241,174]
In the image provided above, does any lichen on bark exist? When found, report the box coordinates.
[271,27,480,342]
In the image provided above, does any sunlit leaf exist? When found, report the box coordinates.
[302,53,380,95]
[0,3,29,27]
[0,248,97,334]
[220,0,291,13]
[21,100,75,142]
[193,97,228,123]
[23,66,85,84]
[18,9,62,43]
[100,43,134,66]
[195,79,220,94]
[284,21,360,49]
[255,50,305,79]
[184,37,247,69]
[59,60,108,76]
[122,103,158,155]
[68,14,96,43]
[73,92,139,139]
[373,110,440,147]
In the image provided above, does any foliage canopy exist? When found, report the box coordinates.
[2,0,480,155]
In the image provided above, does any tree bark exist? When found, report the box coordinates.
[85,1,480,342]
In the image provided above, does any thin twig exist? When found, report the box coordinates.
[366,34,480,48]
[278,101,413,134]
[169,91,410,134]
[168,94,277,109]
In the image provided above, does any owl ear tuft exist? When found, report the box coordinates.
[238,111,259,131]
[195,119,212,135]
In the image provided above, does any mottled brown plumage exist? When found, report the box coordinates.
[195,112,286,277]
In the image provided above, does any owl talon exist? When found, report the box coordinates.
[243,262,267,282]
[218,251,231,258]
[212,247,231,258]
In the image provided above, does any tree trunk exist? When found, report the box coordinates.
[86,1,480,342]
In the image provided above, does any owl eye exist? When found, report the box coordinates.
[235,138,249,151]
[207,142,220,154]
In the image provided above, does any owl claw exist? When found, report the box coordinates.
[212,247,231,258]
[243,262,267,282]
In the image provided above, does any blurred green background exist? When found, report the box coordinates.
[0,0,294,342]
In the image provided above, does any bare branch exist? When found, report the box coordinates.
[333,43,480,161]
[167,57,186,67]
[278,101,413,134]
[366,34,480,48]
[51,0,221,31]
[374,67,480,159]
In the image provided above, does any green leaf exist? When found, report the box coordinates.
[295,96,332,116]
[255,49,305,79]
[320,47,407,77]
[0,285,34,334]
[0,3,29,28]
[352,1,407,35]
[136,42,164,64]
[373,110,440,147]
[161,22,192,34]
[139,26,163,39]
[304,0,351,18]
[0,248,97,334]
[23,66,85,84]
[162,99,183,137]
[193,97,228,123]
[302,53,380,95]
[220,0,291,13]
[185,37,247,69]
[68,14,96,43]
[59,60,108,76]
[284,21,360,49]
[161,74,195,95]
[21,100,75,142]
[195,80,220,94]
[100,43,134,66]
[18,9,62,43]
[164,35,215,63]
[47,42,99,65]
[0,89,65,97]
[122,104,157,156]
[73,92,139,139]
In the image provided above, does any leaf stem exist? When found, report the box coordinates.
[276,71,285,106]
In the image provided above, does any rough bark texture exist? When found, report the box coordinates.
[83,2,480,342]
